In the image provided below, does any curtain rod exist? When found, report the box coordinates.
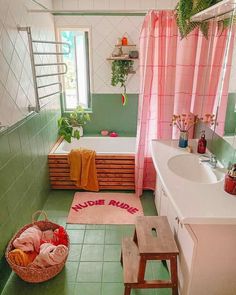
[28,9,173,15]
[28,9,148,14]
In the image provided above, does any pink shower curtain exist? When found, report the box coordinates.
[135,10,233,197]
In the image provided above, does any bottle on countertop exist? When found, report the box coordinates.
[224,164,236,195]
[197,130,207,154]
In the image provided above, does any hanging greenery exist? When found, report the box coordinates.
[111,60,134,106]
[175,0,227,39]
[111,60,134,88]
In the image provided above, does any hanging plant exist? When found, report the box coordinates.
[111,60,134,106]
[175,0,225,39]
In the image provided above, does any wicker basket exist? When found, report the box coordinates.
[5,211,70,283]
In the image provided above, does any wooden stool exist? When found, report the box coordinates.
[121,216,179,295]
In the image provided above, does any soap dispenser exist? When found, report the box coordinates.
[224,164,236,195]
[197,130,207,154]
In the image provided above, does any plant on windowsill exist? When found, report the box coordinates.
[58,106,90,143]
[175,0,231,39]
[111,60,134,106]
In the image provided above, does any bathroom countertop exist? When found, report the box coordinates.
[151,139,236,225]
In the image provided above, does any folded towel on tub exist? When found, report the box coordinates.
[30,243,68,268]
[13,225,42,253]
[68,148,99,191]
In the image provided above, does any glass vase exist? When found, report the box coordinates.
[178,130,188,148]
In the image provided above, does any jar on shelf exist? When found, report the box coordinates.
[116,38,122,46]
[112,46,123,57]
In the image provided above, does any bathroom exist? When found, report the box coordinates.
[0,0,236,294]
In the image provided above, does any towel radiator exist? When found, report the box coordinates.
[18,26,71,113]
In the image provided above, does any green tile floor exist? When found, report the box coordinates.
[1,190,171,295]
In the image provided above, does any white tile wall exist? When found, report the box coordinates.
[52,0,178,95]
[0,0,59,128]
[55,15,143,93]
[53,0,236,96]
[3,0,234,129]
[53,0,178,10]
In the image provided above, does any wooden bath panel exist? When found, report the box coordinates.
[48,148,135,190]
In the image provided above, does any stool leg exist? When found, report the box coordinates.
[124,286,131,295]
[170,256,178,295]
[137,257,146,282]
[120,251,123,267]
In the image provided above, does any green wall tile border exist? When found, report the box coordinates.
[0,112,36,138]
[60,92,65,116]
[62,93,139,136]
[195,122,236,167]
[224,93,236,135]
[0,96,61,138]
[0,101,61,291]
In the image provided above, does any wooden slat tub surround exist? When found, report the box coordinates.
[48,141,135,190]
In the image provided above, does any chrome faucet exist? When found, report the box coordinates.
[199,153,217,169]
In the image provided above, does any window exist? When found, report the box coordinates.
[59,28,91,110]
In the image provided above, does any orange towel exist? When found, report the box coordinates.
[68,148,99,192]
[8,249,37,267]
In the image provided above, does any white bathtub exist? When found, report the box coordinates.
[54,137,136,154]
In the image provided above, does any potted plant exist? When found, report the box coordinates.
[58,106,90,143]
[111,60,134,105]
[175,0,227,39]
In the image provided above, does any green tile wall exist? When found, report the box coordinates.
[195,122,236,168]
[224,93,236,135]
[208,132,236,167]
[0,103,60,291]
[63,93,138,136]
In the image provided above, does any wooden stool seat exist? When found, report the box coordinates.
[121,216,179,295]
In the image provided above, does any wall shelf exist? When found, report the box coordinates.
[190,0,236,22]
[115,44,136,47]
[106,57,138,61]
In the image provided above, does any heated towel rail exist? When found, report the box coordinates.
[18,26,70,113]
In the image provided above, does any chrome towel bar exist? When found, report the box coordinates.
[38,90,62,100]
[37,82,61,89]
[18,26,70,113]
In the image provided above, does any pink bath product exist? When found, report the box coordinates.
[101,130,109,136]
[109,131,118,137]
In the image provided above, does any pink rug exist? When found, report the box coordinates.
[67,192,144,224]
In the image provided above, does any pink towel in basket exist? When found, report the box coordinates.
[13,226,42,253]
[30,243,68,268]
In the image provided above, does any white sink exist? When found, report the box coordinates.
[167,154,225,184]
